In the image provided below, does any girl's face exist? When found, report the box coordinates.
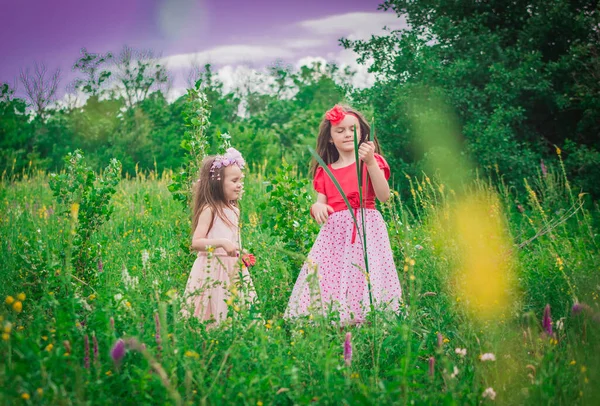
[330,114,361,153]
[222,165,244,201]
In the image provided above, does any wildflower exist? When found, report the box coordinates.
[570,360,576,365]
[88,294,96,301]
[97,257,104,272]
[2,333,9,341]
[141,250,150,268]
[455,348,467,357]
[450,365,459,378]
[428,357,435,378]
[415,244,424,250]
[37,388,43,396]
[572,302,589,315]
[45,343,53,352]
[184,350,200,359]
[21,393,30,400]
[543,304,552,336]
[482,387,496,400]
[437,332,443,349]
[12,301,22,312]
[480,353,496,362]
[110,339,126,364]
[109,317,115,330]
[93,335,99,364]
[17,292,26,301]
[63,340,72,355]
[344,333,352,366]
[3,322,12,333]
[241,253,256,268]
[84,334,90,369]
[5,295,14,305]
[540,160,547,177]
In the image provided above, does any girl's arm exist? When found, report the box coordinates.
[191,207,238,255]
[311,193,334,224]
[359,142,391,202]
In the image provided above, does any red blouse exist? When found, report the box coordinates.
[313,154,391,212]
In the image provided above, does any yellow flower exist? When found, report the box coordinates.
[3,322,12,333]
[45,343,53,352]
[409,275,416,281]
[5,295,14,305]
[570,360,576,365]
[88,294,96,301]
[21,393,30,400]
[257,402,263,406]
[125,301,131,308]
[581,366,587,373]
[70,203,79,219]
[556,146,561,155]
[17,292,26,301]
[443,338,450,344]
[37,388,43,396]
[184,350,200,359]
[2,333,9,341]
[12,301,22,313]
[233,305,240,312]
[17,326,24,331]
[105,370,112,376]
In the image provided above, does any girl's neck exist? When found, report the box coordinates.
[332,150,356,167]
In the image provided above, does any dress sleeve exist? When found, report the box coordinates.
[313,166,326,195]
[374,154,391,180]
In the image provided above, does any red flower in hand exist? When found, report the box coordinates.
[325,105,345,125]
[241,253,256,268]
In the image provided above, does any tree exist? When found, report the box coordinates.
[114,45,169,109]
[344,0,600,190]
[19,62,61,119]
[72,48,113,97]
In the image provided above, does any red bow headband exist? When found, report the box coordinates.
[325,105,358,126]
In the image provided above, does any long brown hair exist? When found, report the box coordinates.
[311,104,382,178]
[191,156,238,235]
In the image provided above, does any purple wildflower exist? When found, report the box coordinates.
[92,335,99,364]
[437,332,443,349]
[109,317,115,330]
[344,333,352,366]
[428,357,435,378]
[110,339,126,364]
[540,159,547,177]
[84,334,90,369]
[97,258,104,273]
[543,304,552,336]
[572,302,590,315]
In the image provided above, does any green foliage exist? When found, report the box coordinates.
[48,150,121,287]
[345,0,600,195]
[259,161,319,270]
[168,81,211,207]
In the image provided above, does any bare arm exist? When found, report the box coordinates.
[311,193,334,225]
[366,161,390,202]
[358,142,390,203]
[190,207,238,255]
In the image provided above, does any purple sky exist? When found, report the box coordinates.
[1,0,399,97]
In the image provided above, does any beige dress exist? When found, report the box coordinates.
[182,207,256,324]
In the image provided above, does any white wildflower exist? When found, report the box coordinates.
[480,353,496,362]
[121,266,139,290]
[141,250,150,269]
[450,365,459,378]
[455,348,467,357]
[482,387,496,400]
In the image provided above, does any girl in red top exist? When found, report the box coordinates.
[285,105,402,324]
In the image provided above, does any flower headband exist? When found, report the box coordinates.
[325,105,358,126]
[210,147,246,180]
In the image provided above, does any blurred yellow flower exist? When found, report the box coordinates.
[184,350,200,359]
[17,292,25,301]
[37,388,43,396]
[5,296,14,305]
[21,393,30,400]
[2,333,9,341]
[12,301,22,313]
[45,343,53,352]
[88,294,96,301]
[3,322,12,333]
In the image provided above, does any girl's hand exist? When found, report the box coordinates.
[358,141,375,165]
[312,203,334,225]
[220,239,239,256]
